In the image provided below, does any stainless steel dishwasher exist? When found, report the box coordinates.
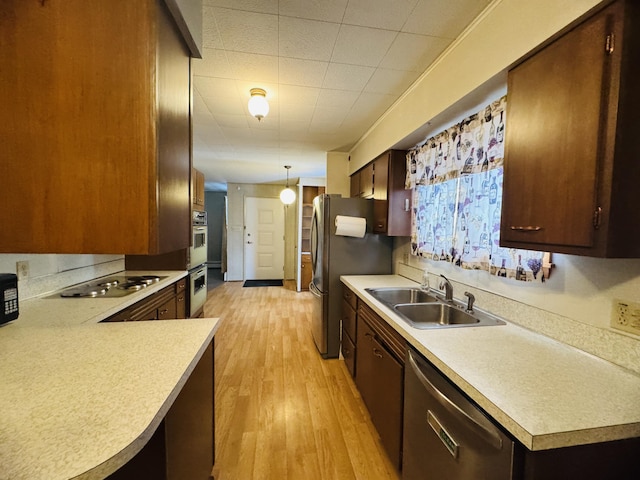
[403,347,518,479]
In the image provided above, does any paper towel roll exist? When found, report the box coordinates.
[335,215,367,238]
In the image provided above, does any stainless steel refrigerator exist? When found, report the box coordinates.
[309,194,393,358]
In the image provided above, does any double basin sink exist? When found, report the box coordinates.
[365,287,506,329]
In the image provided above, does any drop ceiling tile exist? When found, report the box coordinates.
[214,114,250,129]
[351,91,398,119]
[316,89,360,109]
[380,32,450,71]
[194,76,239,99]
[226,51,279,83]
[402,0,489,37]
[331,25,397,67]
[312,106,350,125]
[213,8,278,55]
[203,0,278,15]
[364,68,419,95]
[279,85,320,106]
[279,16,340,61]
[343,0,418,31]
[202,6,224,49]
[280,103,315,122]
[278,0,348,23]
[192,48,234,78]
[279,57,329,88]
[201,93,246,116]
[322,63,375,91]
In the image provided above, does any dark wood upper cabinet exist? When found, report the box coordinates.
[501,0,640,257]
[373,150,411,236]
[350,149,410,236]
[0,0,191,255]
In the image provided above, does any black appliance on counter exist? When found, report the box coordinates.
[1,273,19,325]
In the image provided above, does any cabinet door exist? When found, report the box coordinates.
[350,172,361,197]
[373,153,390,233]
[300,253,312,291]
[501,6,611,251]
[355,317,403,469]
[175,279,187,319]
[0,0,190,255]
[360,163,374,198]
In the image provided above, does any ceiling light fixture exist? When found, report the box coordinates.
[248,88,269,121]
[280,166,296,205]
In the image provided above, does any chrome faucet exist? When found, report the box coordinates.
[439,275,453,302]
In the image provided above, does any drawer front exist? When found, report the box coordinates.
[341,328,356,378]
[175,278,187,294]
[342,285,357,310]
[341,299,357,342]
[158,297,177,320]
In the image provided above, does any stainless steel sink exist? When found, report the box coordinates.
[394,303,506,329]
[365,287,440,305]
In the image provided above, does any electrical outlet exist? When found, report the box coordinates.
[16,260,29,280]
[611,299,640,335]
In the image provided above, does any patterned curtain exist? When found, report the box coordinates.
[406,96,549,282]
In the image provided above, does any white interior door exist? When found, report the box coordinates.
[244,197,285,280]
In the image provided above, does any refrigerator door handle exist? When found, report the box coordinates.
[310,206,319,274]
[309,281,322,298]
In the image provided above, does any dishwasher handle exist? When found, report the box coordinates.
[407,349,504,451]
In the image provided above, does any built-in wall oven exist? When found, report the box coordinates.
[189,210,208,317]
[191,210,208,269]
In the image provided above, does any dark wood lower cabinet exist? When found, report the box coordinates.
[108,340,215,480]
[102,278,187,322]
[355,302,405,470]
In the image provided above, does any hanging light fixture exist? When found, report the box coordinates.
[248,88,269,121]
[280,165,296,205]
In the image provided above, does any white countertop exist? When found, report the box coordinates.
[0,271,220,480]
[341,275,640,451]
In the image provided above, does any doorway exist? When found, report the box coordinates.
[244,197,285,280]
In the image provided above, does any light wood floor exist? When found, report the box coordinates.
[204,281,400,480]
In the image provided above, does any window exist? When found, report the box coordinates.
[406,96,548,282]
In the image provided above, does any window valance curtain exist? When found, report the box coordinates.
[406,96,549,282]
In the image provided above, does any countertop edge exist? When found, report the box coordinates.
[76,318,220,480]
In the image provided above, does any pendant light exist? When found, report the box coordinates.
[280,166,296,205]
[248,88,269,121]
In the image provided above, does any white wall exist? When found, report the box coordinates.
[326,152,350,196]
[0,254,124,301]
[226,182,298,282]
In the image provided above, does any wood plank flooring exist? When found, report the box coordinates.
[204,281,400,480]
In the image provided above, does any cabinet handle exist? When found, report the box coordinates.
[373,348,383,359]
[365,332,375,342]
[404,198,410,212]
[160,309,168,315]
[177,296,184,302]
[510,226,543,232]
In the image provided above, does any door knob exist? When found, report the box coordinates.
[247,241,253,244]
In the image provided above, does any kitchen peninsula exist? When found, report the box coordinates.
[0,272,219,480]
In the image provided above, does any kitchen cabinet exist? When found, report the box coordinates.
[300,253,312,292]
[372,150,411,235]
[501,0,640,257]
[108,340,215,480]
[103,278,187,322]
[349,150,410,235]
[193,168,205,209]
[355,300,406,470]
[340,285,358,377]
[0,0,191,255]
[351,163,374,198]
